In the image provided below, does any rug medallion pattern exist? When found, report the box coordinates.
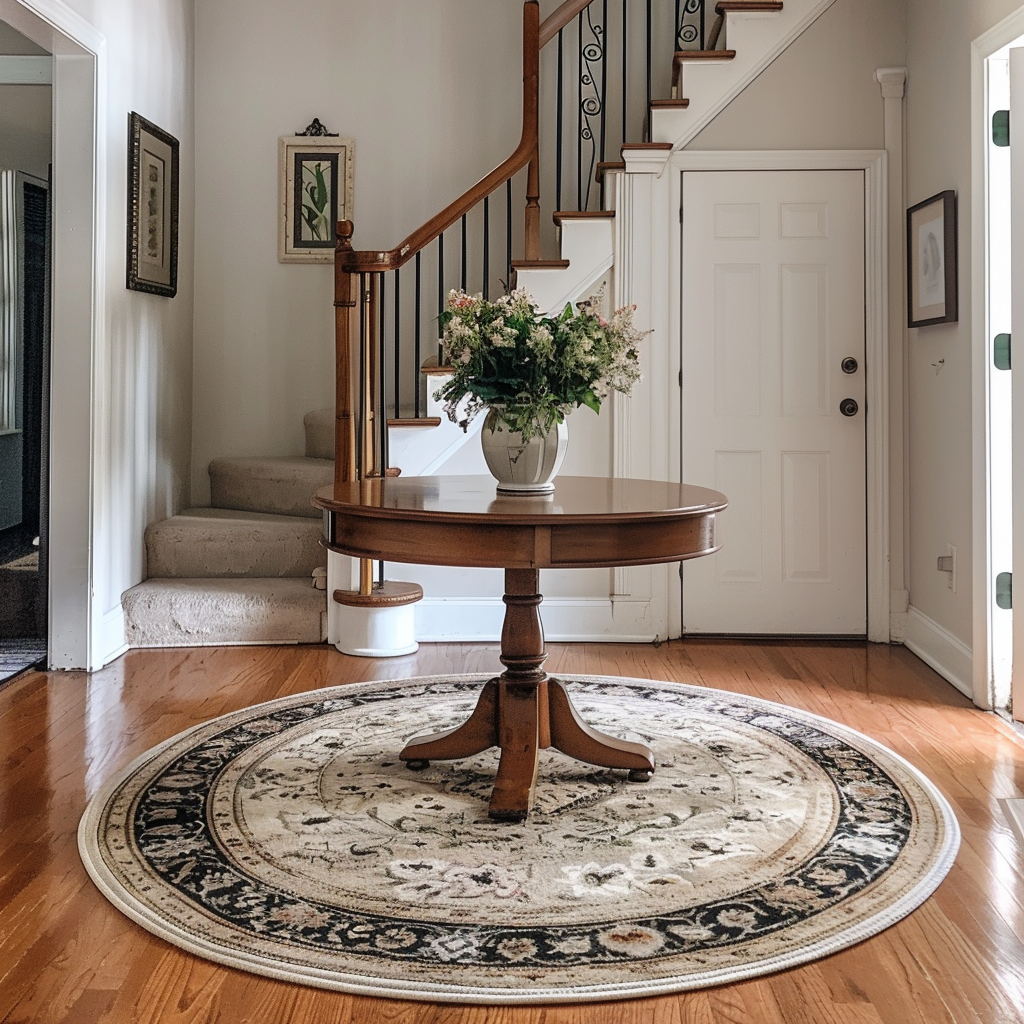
[79,675,959,1003]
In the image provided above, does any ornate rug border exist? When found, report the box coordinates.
[78,673,961,1005]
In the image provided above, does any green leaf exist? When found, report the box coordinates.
[313,164,329,214]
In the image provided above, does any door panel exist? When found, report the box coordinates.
[681,170,866,635]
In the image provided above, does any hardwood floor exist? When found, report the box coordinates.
[2,640,1023,1023]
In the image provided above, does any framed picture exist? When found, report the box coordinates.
[126,112,179,297]
[278,135,354,263]
[907,190,957,327]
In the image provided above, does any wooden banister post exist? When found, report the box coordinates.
[334,220,358,487]
[523,0,541,260]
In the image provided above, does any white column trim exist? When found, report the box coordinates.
[669,149,889,641]
[875,68,908,644]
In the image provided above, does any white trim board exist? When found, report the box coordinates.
[0,0,106,669]
[666,150,890,642]
[970,11,1024,711]
[904,605,974,699]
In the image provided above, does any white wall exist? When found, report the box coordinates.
[192,0,524,504]
[902,0,1022,659]
[687,0,905,151]
[0,0,194,667]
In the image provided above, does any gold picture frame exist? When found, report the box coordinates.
[278,134,354,263]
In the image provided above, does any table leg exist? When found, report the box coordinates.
[487,567,548,820]
[400,567,654,820]
[548,678,655,778]
[399,679,499,764]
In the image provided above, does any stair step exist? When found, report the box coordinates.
[595,160,625,184]
[122,577,327,647]
[673,49,736,61]
[649,98,691,109]
[553,210,616,226]
[621,142,673,154]
[209,456,334,519]
[146,509,326,579]
[510,259,571,270]
[388,417,442,428]
[303,408,334,460]
[715,1,783,11]
[420,355,452,376]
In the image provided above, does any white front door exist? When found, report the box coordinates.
[680,169,866,635]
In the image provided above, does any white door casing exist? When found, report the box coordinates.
[680,169,867,635]
[1009,47,1024,719]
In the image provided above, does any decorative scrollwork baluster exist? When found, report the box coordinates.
[677,0,703,50]
[578,6,605,210]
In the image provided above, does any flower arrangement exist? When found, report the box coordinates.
[434,288,646,441]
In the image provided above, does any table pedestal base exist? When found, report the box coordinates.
[399,568,655,821]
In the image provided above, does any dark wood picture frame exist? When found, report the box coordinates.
[126,112,179,297]
[907,190,957,328]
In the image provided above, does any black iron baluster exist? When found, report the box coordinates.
[646,0,652,142]
[506,178,513,291]
[438,231,445,357]
[414,250,422,418]
[578,5,605,210]
[461,213,468,292]
[600,0,608,169]
[557,28,564,214]
[700,0,705,50]
[578,10,584,210]
[622,0,627,145]
[357,273,366,479]
[379,272,388,474]
[678,0,702,49]
[483,195,490,300]
[393,266,401,418]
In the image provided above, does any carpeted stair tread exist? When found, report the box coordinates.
[146,508,326,579]
[303,409,334,461]
[208,456,333,518]
[122,577,327,647]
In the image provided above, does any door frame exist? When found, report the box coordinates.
[669,151,889,641]
[970,9,1024,711]
[0,0,105,668]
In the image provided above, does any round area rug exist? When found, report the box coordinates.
[79,674,959,1004]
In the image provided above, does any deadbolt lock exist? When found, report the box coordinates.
[841,357,859,374]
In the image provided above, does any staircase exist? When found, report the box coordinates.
[122,0,836,649]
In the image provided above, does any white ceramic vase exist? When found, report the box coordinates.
[479,406,569,493]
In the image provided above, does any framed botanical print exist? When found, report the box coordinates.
[127,112,179,297]
[907,190,957,328]
[278,135,354,263]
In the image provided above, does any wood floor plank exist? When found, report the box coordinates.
[1,640,1022,1024]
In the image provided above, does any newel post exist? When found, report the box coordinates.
[334,220,358,487]
[523,0,541,260]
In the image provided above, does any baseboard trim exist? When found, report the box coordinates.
[414,597,660,643]
[903,605,973,699]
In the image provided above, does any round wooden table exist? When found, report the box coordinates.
[314,475,727,821]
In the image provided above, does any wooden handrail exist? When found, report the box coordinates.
[539,0,597,46]
[338,0,541,273]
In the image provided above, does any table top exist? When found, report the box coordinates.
[314,475,727,523]
[314,476,727,571]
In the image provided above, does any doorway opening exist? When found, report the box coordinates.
[0,21,50,681]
